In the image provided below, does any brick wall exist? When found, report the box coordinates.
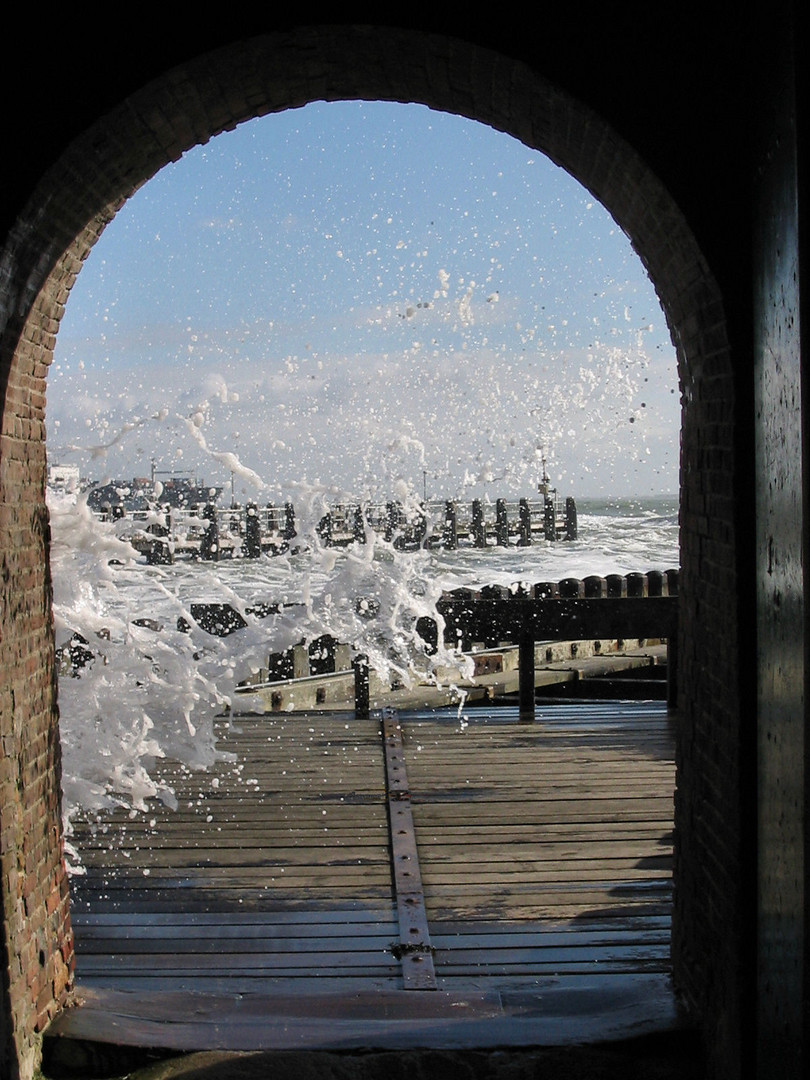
[1,297,74,1079]
[0,25,753,1080]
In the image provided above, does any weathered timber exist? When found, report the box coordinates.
[54,701,676,1050]
[435,595,677,642]
[433,589,679,714]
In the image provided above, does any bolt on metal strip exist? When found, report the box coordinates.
[380,708,437,991]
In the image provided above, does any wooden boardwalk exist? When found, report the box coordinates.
[53,700,680,1051]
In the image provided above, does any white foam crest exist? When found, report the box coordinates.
[50,481,678,861]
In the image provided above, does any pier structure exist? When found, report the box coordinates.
[56,571,678,713]
[221,569,679,713]
[49,567,679,1059]
[111,493,578,564]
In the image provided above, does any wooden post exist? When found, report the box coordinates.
[353,505,366,543]
[565,496,578,540]
[147,533,172,564]
[606,573,627,597]
[667,632,678,709]
[444,500,458,549]
[283,502,296,540]
[519,627,535,721]
[647,569,665,596]
[146,510,173,564]
[584,575,607,597]
[309,634,336,675]
[627,572,647,597]
[385,501,397,543]
[318,512,333,546]
[353,654,370,718]
[495,498,509,546]
[201,504,219,561]
[534,580,558,598]
[415,616,438,655]
[472,499,486,548]
[413,504,427,548]
[543,496,556,540]
[244,502,261,557]
[518,498,532,546]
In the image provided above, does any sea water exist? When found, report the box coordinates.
[48,490,678,849]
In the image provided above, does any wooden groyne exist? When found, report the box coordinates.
[59,571,678,712]
[433,571,679,715]
[106,494,578,564]
[228,570,678,713]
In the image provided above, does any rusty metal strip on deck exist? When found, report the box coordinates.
[381,708,437,990]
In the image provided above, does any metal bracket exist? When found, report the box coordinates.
[381,708,437,990]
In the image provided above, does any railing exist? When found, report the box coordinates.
[353,571,679,717]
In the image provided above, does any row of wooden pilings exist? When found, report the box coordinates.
[234,570,679,718]
[143,495,577,563]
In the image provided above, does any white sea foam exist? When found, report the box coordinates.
[49,486,678,856]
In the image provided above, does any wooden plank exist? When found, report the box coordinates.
[72,908,396,927]
[78,953,398,972]
[68,698,676,1038]
[76,933,398,953]
[397,701,674,935]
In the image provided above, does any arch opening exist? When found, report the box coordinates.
[0,25,736,1076]
[46,99,681,828]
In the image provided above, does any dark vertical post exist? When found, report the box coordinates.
[444,500,458,549]
[318,512,333,546]
[413,504,427,548]
[519,626,535,722]
[647,569,665,596]
[559,577,583,598]
[353,654,370,718]
[627,572,647,597]
[283,502,296,540]
[147,533,173,564]
[543,496,556,540]
[310,634,336,675]
[666,632,678,710]
[201,504,219,561]
[415,616,438,655]
[495,498,509,546]
[353,505,366,543]
[584,575,607,597]
[385,501,397,543]
[147,508,173,564]
[244,502,261,557]
[606,573,627,597]
[565,496,578,540]
[534,580,558,599]
[472,499,486,547]
[518,498,532,546]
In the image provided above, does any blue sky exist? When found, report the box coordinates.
[48,100,680,500]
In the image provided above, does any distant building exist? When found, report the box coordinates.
[47,464,81,494]
[85,475,222,513]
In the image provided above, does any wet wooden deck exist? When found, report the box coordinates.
[52,701,679,1051]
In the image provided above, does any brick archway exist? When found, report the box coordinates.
[1,26,737,1079]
